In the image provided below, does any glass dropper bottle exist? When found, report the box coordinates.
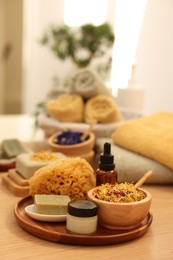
[96,142,118,186]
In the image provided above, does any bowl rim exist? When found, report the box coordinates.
[48,130,95,149]
[87,187,152,205]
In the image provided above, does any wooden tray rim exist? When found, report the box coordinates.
[14,196,153,246]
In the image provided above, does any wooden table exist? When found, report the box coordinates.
[0,115,173,259]
[0,179,173,260]
[0,114,44,142]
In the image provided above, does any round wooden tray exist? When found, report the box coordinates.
[14,196,153,246]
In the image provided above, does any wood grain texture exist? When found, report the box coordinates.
[1,173,29,197]
[0,158,16,171]
[8,169,29,186]
[14,196,153,246]
[88,188,152,230]
[1,176,173,259]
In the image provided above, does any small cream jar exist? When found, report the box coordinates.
[66,200,98,235]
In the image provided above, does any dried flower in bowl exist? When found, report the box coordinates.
[48,130,95,158]
[87,183,152,230]
[92,183,146,203]
[52,130,88,145]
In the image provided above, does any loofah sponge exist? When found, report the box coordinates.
[46,94,84,123]
[29,157,96,200]
[84,95,123,124]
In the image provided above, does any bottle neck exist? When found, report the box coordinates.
[99,162,115,171]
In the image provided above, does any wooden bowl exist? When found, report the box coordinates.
[87,187,152,230]
[48,131,95,157]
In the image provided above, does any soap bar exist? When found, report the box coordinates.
[1,139,25,159]
[16,152,67,179]
[34,194,71,215]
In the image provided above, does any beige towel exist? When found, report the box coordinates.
[85,95,123,124]
[96,138,173,184]
[112,112,173,170]
[70,68,110,99]
[47,94,84,123]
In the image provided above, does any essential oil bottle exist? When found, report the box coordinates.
[96,142,117,186]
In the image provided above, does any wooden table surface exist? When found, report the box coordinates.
[0,178,173,260]
[0,115,173,259]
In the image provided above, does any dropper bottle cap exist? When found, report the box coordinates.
[99,142,115,171]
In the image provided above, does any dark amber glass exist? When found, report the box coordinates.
[96,168,117,186]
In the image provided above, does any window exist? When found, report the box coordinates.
[110,0,147,95]
[64,0,147,95]
[64,0,107,26]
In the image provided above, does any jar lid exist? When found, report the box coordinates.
[68,200,98,217]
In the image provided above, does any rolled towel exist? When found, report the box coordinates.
[84,95,123,124]
[70,68,110,99]
[46,94,84,123]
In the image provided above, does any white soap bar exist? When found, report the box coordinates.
[16,152,66,179]
[34,194,71,215]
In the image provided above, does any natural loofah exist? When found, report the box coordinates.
[70,68,111,99]
[29,157,96,200]
[84,95,123,124]
[46,94,84,123]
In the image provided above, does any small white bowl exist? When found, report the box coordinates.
[25,204,66,222]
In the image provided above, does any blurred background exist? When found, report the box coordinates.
[1,0,173,115]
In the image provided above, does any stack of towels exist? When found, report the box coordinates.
[46,69,123,125]
[96,112,173,184]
